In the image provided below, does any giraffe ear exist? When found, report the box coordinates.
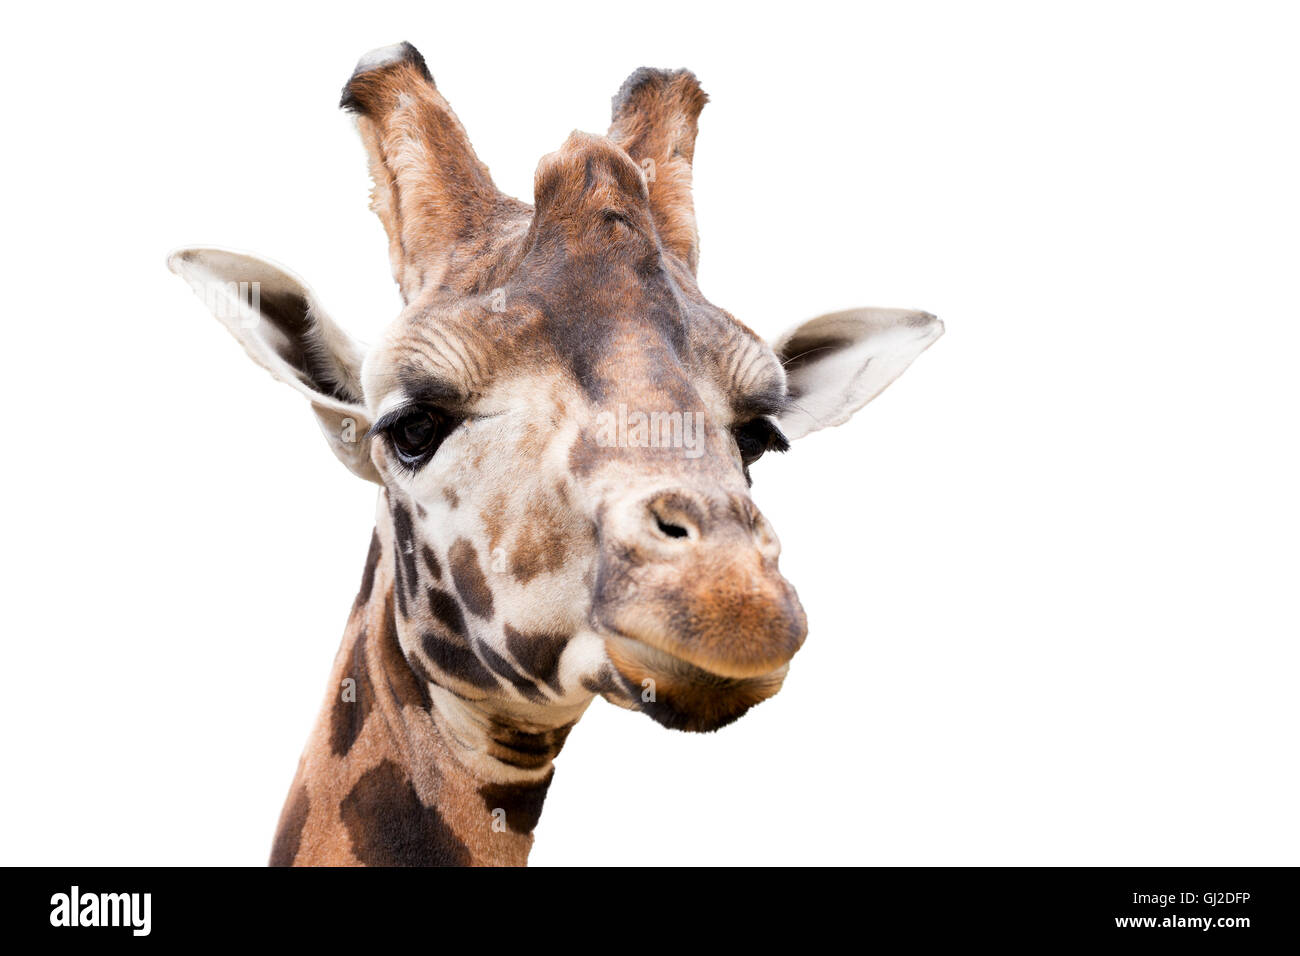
[167,247,380,483]
[772,308,944,441]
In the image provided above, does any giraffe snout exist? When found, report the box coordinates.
[593,487,807,684]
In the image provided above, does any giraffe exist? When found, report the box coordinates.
[169,42,942,866]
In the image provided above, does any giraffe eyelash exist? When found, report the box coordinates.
[370,405,463,471]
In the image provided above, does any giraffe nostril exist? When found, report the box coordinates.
[655,516,690,539]
[645,492,702,543]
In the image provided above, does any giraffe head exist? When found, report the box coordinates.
[170,43,941,736]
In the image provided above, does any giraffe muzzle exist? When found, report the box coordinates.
[593,487,809,682]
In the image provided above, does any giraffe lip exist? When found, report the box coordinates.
[602,631,790,685]
[602,630,793,733]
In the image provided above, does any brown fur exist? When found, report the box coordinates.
[608,68,709,271]
[341,46,531,301]
[272,535,545,866]
[269,45,816,866]
[167,33,939,868]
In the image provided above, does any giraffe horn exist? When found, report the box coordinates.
[607,68,709,273]
[341,42,514,302]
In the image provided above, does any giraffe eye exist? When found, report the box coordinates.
[386,408,456,467]
[732,418,789,468]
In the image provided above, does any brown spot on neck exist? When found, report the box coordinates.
[355,530,383,607]
[479,770,555,835]
[340,759,472,866]
[484,717,575,770]
[329,626,373,757]
[275,523,565,866]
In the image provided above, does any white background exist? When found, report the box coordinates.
[2,1,1296,866]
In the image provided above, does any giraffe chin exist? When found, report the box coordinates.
[603,633,791,733]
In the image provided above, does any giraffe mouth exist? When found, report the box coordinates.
[604,631,789,684]
[601,631,791,732]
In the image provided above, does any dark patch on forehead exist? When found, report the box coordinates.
[516,137,698,404]
[340,759,471,866]
[330,627,372,757]
[269,783,310,867]
[505,624,568,695]
[479,769,555,834]
[527,266,693,404]
[354,529,383,608]
[449,538,494,619]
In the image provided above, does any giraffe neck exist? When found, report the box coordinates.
[269,525,581,866]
